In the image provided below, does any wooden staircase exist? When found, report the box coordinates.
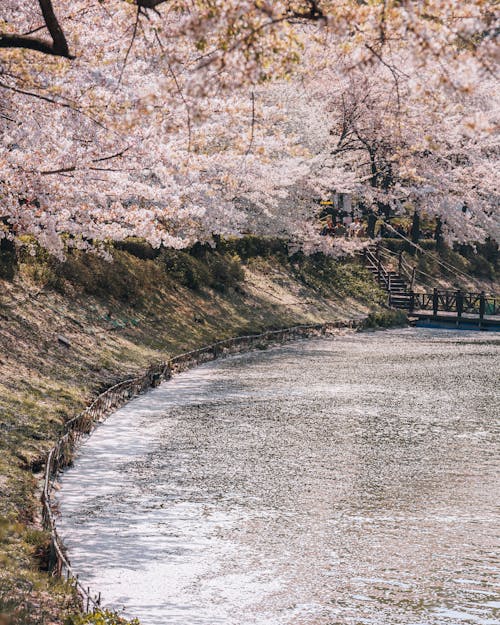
[362,245,415,310]
[360,243,499,328]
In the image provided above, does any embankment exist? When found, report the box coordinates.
[0,237,401,625]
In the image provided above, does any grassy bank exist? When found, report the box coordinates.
[381,238,499,292]
[0,237,390,625]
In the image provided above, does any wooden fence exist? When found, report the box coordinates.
[412,289,498,318]
[41,320,359,613]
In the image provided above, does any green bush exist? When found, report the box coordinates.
[17,246,66,292]
[158,249,210,290]
[363,309,408,328]
[159,248,244,292]
[114,238,160,260]
[288,254,386,305]
[468,255,495,280]
[54,252,146,303]
[218,235,288,260]
[205,253,244,292]
[0,237,17,280]
[453,239,498,281]
[23,529,51,571]
[17,246,162,305]
[66,609,140,625]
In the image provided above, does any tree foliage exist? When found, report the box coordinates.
[0,1,498,256]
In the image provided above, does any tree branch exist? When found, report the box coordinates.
[288,1,326,22]
[38,0,71,56]
[0,0,74,59]
[245,90,256,156]
[117,8,141,86]
[40,146,131,175]
[136,0,166,7]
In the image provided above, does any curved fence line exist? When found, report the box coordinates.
[41,320,360,613]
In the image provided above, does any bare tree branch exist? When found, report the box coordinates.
[245,90,256,156]
[0,0,74,58]
[136,0,167,8]
[40,146,131,175]
[93,146,131,163]
[155,31,193,153]
[288,1,326,22]
[40,165,77,175]
[117,8,141,87]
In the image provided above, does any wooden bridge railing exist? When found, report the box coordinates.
[410,289,498,319]
[362,244,498,322]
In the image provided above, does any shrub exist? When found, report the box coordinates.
[0,237,16,280]
[66,609,140,625]
[158,249,210,290]
[114,238,160,260]
[161,247,244,292]
[218,235,288,260]
[54,251,146,303]
[23,529,51,571]
[17,246,162,304]
[206,253,244,292]
[468,255,494,280]
[363,309,408,328]
[288,253,386,305]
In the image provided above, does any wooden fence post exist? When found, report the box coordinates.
[433,288,439,317]
[456,290,464,320]
[48,536,57,572]
[479,291,485,322]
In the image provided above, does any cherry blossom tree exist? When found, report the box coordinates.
[298,49,500,242]
[0,1,498,256]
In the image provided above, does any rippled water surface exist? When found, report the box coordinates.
[58,328,500,625]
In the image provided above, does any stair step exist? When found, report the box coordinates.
[362,250,415,298]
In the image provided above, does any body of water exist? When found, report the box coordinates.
[58,328,499,625]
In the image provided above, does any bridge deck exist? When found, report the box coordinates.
[410,311,500,330]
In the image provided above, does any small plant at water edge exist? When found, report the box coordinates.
[66,608,141,625]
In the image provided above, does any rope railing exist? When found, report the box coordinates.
[41,320,361,615]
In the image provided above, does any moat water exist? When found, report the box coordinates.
[58,328,499,625]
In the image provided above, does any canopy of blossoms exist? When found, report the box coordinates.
[0,1,498,257]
